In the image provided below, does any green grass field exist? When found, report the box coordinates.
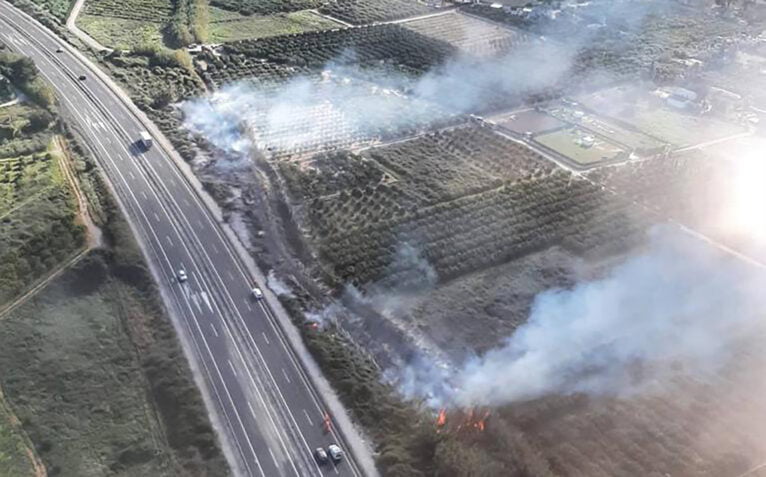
[547,105,666,152]
[536,127,626,165]
[0,253,175,476]
[575,85,747,148]
[77,14,166,50]
[208,7,341,43]
[78,0,174,49]
[629,106,746,148]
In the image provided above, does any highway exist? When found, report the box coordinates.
[0,3,368,476]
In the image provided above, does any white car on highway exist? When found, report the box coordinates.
[327,444,344,463]
[177,269,188,283]
[251,287,263,300]
[314,447,329,465]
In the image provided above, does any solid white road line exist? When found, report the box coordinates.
[201,290,213,313]
[268,448,280,469]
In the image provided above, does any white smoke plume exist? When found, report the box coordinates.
[398,228,766,408]
[180,38,580,157]
[181,85,254,155]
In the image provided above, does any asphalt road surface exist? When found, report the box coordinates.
[0,4,366,476]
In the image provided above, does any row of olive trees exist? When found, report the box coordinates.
[167,0,210,48]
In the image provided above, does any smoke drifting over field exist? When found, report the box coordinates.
[181,0,678,157]
[181,0,682,159]
[181,37,578,156]
[396,228,766,407]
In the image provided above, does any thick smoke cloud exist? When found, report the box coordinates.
[399,228,766,407]
[181,84,254,155]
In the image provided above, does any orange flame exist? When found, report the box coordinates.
[435,408,490,434]
[436,408,447,428]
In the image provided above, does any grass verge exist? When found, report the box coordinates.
[0,389,37,477]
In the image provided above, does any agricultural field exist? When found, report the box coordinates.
[234,73,457,160]
[318,0,430,25]
[280,124,554,236]
[588,153,716,226]
[536,127,626,166]
[198,23,456,88]
[208,7,341,43]
[0,104,84,307]
[576,85,747,148]
[319,169,646,285]
[80,0,208,49]
[94,42,208,164]
[491,108,566,136]
[80,0,173,49]
[402,11,531,57]
[82,0,173,24]
[364,124,554,203]
[278,124,646,287]
[211,0,320,16]
[626,106,746,149]
[77,15,167,50]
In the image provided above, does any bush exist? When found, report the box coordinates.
[0,50,56,110]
